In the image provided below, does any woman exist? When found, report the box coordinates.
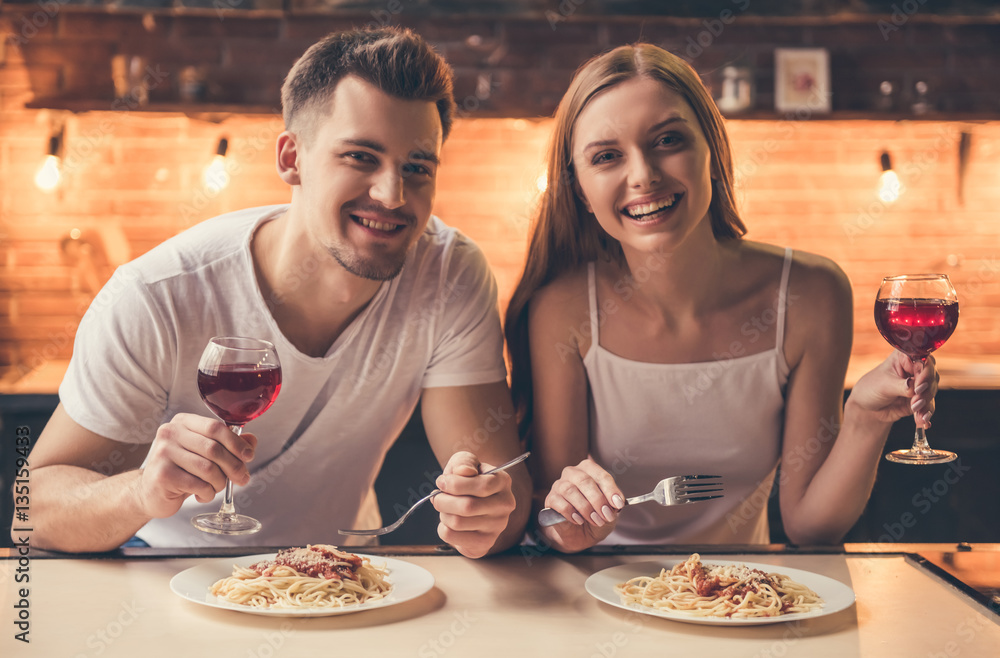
[505,43,937,552]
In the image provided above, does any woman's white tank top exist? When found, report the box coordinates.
[583,248,793,544]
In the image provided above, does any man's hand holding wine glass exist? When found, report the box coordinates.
[135,414,258,520]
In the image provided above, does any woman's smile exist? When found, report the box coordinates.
[620,192,684,223]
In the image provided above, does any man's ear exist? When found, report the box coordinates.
[276,131,301,186]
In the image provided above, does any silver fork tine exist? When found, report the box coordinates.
[675,476,723,485]
[679,495,724,503]
[677,486,724,494]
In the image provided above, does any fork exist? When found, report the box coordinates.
[338,451,531,537]
[536,474,724,527]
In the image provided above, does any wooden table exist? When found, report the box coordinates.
[3,544,998,657]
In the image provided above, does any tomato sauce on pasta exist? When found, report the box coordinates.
[615,554,824,618]
[210,545,391,609]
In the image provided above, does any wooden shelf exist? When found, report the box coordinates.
[25,98,998,123]
[718,110,1000,122]
[25,98,279,119]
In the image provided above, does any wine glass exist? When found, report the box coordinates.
[192,336,282,534]
[874,274,959,465]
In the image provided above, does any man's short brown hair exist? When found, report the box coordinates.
[281,27,456,140]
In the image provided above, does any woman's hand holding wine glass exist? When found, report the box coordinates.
[848,351,938,427]
[873,274,959,464]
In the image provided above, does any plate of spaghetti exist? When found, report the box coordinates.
[170,545,434,617]
[585,553,854,625]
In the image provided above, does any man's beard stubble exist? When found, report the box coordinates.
[330,202,418,281]
[327,243,408,282]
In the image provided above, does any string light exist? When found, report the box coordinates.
[203,137,230,192]
[34,126,64,192]
[878,150,901,204]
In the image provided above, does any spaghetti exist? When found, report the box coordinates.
[615,553,824,618]
[210,544,392,609]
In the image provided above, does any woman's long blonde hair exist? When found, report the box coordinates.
[504,43,748,440]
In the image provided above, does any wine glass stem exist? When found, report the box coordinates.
[912,426,931,452]
[909,356,932,454]
[219,424,244,516]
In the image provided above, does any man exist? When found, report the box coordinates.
[22,28,530,558]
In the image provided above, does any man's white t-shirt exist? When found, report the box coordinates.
[60,205,508,548]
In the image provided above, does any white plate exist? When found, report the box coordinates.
[585,558,855,626]
[170,553,434,617]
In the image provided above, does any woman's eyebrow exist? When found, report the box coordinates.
[580,116,689,154]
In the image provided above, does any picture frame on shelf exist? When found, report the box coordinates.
[774,48,831,114]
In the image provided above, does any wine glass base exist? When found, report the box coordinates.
[191,512,262,535]
[885,449,957,465]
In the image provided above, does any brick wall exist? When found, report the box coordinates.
[2,11,999,388]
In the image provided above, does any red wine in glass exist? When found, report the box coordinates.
[197,364,282,426]
[874,298,959,360]
[874,275,959,465]
[192,337,282,535]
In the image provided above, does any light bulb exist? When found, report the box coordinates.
[34,154,62,192]
[878,169,901,204]
[878,150,901,204]
[203,154,230,192]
